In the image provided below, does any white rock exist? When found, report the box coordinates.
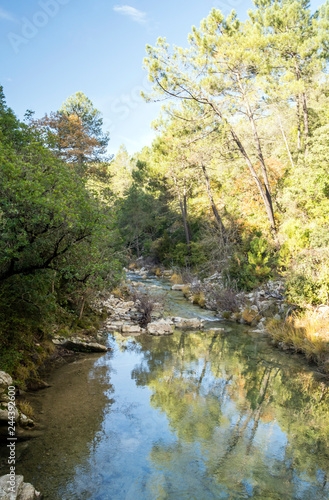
[171,317,203,330]
[122,324,143,334]
[147,320,173,336]
[0,372,13,393]
[171,284,186,291]
[105,322,124,332]
[0,403,19,422]
[0,474,41,499]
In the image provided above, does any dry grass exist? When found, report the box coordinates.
[191,291,206,307]
[18,400,34,419]
[242,308,259,325]
[170,273,183,284]
[267,310,329,372]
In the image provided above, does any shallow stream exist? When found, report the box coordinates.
[2,273,329,499]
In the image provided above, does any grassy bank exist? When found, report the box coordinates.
[265,311,329,374]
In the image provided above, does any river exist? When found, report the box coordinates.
[3,272,329,499]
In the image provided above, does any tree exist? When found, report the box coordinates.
[152,106,227,244]
[249,0,329,154]
[143,9,278,232]
[32,92,110,172]
[0,89,122,336]
[60,91,109,153]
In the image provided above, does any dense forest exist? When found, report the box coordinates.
[1,0,329,381]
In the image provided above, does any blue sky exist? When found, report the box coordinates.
[0,0,324,156]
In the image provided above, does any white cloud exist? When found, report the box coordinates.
[0,7,16,22]
[113,5,147,25]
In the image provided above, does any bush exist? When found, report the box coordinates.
[285,249,329,307]
[226,236,275,291]
[207,286,242,313]
[131,290,157,327]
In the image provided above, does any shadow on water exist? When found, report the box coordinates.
[2,273,329,499]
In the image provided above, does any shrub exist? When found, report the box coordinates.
[207,286,242,313]
[131,290,157,327]
[226,236,276,291]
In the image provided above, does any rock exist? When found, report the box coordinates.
[0,403,19,423]
[162,270,173,277]
[0,474,41,499]
[19,413,34,428]
[207,327,225,332]
[0,372,13,394]
[317,305,329,318]
[147,320,173,336]
[171,317,203,330]
[150,311,162,320]
[121,324,143,334]
[105,321,124,332]
[171,284,186,291]
[52,337,108,353]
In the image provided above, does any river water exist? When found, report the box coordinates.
[3,274,329,499]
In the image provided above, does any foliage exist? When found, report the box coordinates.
[0,87,123,379]
[227,235,276,290]
[31,91,110,171]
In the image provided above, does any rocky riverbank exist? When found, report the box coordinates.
[0,372,41,499]
[127,263,329,375]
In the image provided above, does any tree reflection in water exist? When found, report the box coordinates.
[131,330,329,499]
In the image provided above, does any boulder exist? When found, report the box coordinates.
[105,321,124,332]
[171,317,203,330]
[0,372,13,394]
[19,413,34,428]
[147,320,173,336]
[0,475,41,499]
[52,337,108,353]
[0,403,19,423]
[171,284,185,291]
[317,305,329,318]
[162,270,173,277]
[121,324,143,334]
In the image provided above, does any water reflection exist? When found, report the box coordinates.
[130,330,329,499]
[9,327,329,499]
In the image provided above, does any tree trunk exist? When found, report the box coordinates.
[79,296,86,320]
[171,168,191,252]
[201,165,226,241]
[301,91,309,152]
[235,74,276,232]
[136,233,140,258]
[278,113,294,169]
[295,60,309,151]
[296,96,301,151]
[230,128,276,232]
[183,180,192,244]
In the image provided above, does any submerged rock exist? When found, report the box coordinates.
[0,475,41,499]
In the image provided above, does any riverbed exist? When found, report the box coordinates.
[3,273,329,499]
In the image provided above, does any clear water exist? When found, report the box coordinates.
[4,275,329,499]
